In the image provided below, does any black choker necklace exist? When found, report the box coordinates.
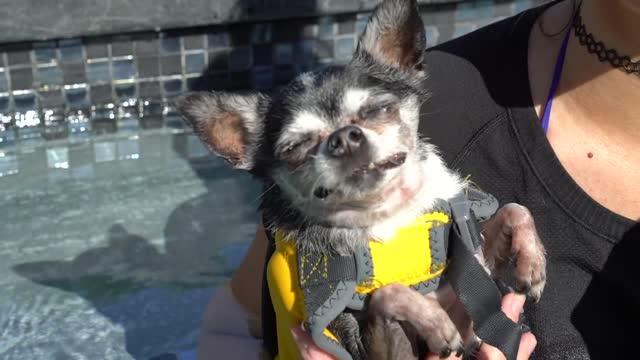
[573,5,640,76]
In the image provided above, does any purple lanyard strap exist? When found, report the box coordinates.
[541,25,572,134]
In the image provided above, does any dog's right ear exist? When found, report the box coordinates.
[176,91,269,170]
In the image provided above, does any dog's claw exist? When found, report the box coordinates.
[455,347,464,357]
[439,348,452,358]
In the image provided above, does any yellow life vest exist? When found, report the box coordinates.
[266,210,452,360]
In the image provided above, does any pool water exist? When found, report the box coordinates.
[0,128,263,359]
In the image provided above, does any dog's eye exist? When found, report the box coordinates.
[283,143,299,154]
[359,103,394,120]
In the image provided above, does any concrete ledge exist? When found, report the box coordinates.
[0,0,461,44]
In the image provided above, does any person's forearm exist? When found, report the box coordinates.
[197,226,268,360]
[229,224,269,318]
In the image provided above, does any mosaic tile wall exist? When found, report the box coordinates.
[0,0,547,163]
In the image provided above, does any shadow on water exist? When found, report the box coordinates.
[11,0,320,359]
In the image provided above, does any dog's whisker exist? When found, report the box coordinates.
[250,183,276,205]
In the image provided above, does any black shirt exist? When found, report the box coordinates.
[420,3,640,360]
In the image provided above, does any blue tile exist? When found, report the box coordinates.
[94,141,117,162]
[0,151,18,176]
[294,40,316,69]
[86,61,111,83]
[67,109,92,136]
[115,83,137,101]
[252,23,272,44]
[117,114,141,133]
[252,66,273,90]
[273,43,293,65]
[0,96,10,112]
[228,47,252,72]
[335,37,355,60]
[117,138,140,160]
[112,59,136,80]
[185,52,205,74]
[13,93,38,111]
[59,39,84,63]
[318,17,335,38]
[14,110,41,130]
[208,29,230,48]
[36,65,63,86]
[163,79,183,97]
[355,14,370,34]
[0,70,8,93]
[65,86,89,109]
[33,41,58,63]
[46,147,69,169]
[160,34,181,54]
[71,163,94,179]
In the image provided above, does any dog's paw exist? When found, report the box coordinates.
[499,203,547,302]
[423,318,464,359]
[515,246,546,303]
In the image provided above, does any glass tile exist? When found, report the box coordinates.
[228,47,252,72]
[112,59,136,80]
[185,52,205,74]
[59,39,84,63]
[208,29,229,48]
[33,41,58,63]
[160,34,181,54]
[163,79,183,97]
[36,65,63,86]
[335,37,354,60]
[65,86,89,109]
[86,61,110,83]
[273,43,293,65]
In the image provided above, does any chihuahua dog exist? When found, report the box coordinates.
[177,0,546,358]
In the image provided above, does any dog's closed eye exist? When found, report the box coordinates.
[358,102,398,121]
[278,135,321,166]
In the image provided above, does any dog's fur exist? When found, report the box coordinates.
[177,0,546,358]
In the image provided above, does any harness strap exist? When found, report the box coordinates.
[446,193,522,360]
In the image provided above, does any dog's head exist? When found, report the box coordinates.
[178,0,430,228]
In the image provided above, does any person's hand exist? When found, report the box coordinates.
[292,292,536,360]
[426,292,537,360]
[291,326,335,360]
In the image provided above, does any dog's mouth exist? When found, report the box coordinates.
[351,152,407,177]
[313,152,407,200]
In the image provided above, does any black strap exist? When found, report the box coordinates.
[445,212,522,360]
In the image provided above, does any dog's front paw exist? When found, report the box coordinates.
[483,203,547,302]
[368,284,464,358]
[503,204,547,302]
[426,320,464,359]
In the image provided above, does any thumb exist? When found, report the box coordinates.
[291,326,336,360]
[501,292,526,322]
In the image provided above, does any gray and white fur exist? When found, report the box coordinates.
[177,0,546,358]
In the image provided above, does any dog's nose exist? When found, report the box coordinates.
[327,125,365,158]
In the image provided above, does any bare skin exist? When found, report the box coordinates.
[530,0,640,221]
[198,0,640,358]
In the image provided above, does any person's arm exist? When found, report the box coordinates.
[197,224,269,360]
[229,224,269,318]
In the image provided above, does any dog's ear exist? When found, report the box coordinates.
[176,91,269,170]
[357,0,426,72]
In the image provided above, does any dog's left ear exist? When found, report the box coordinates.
[356,0,426,72]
